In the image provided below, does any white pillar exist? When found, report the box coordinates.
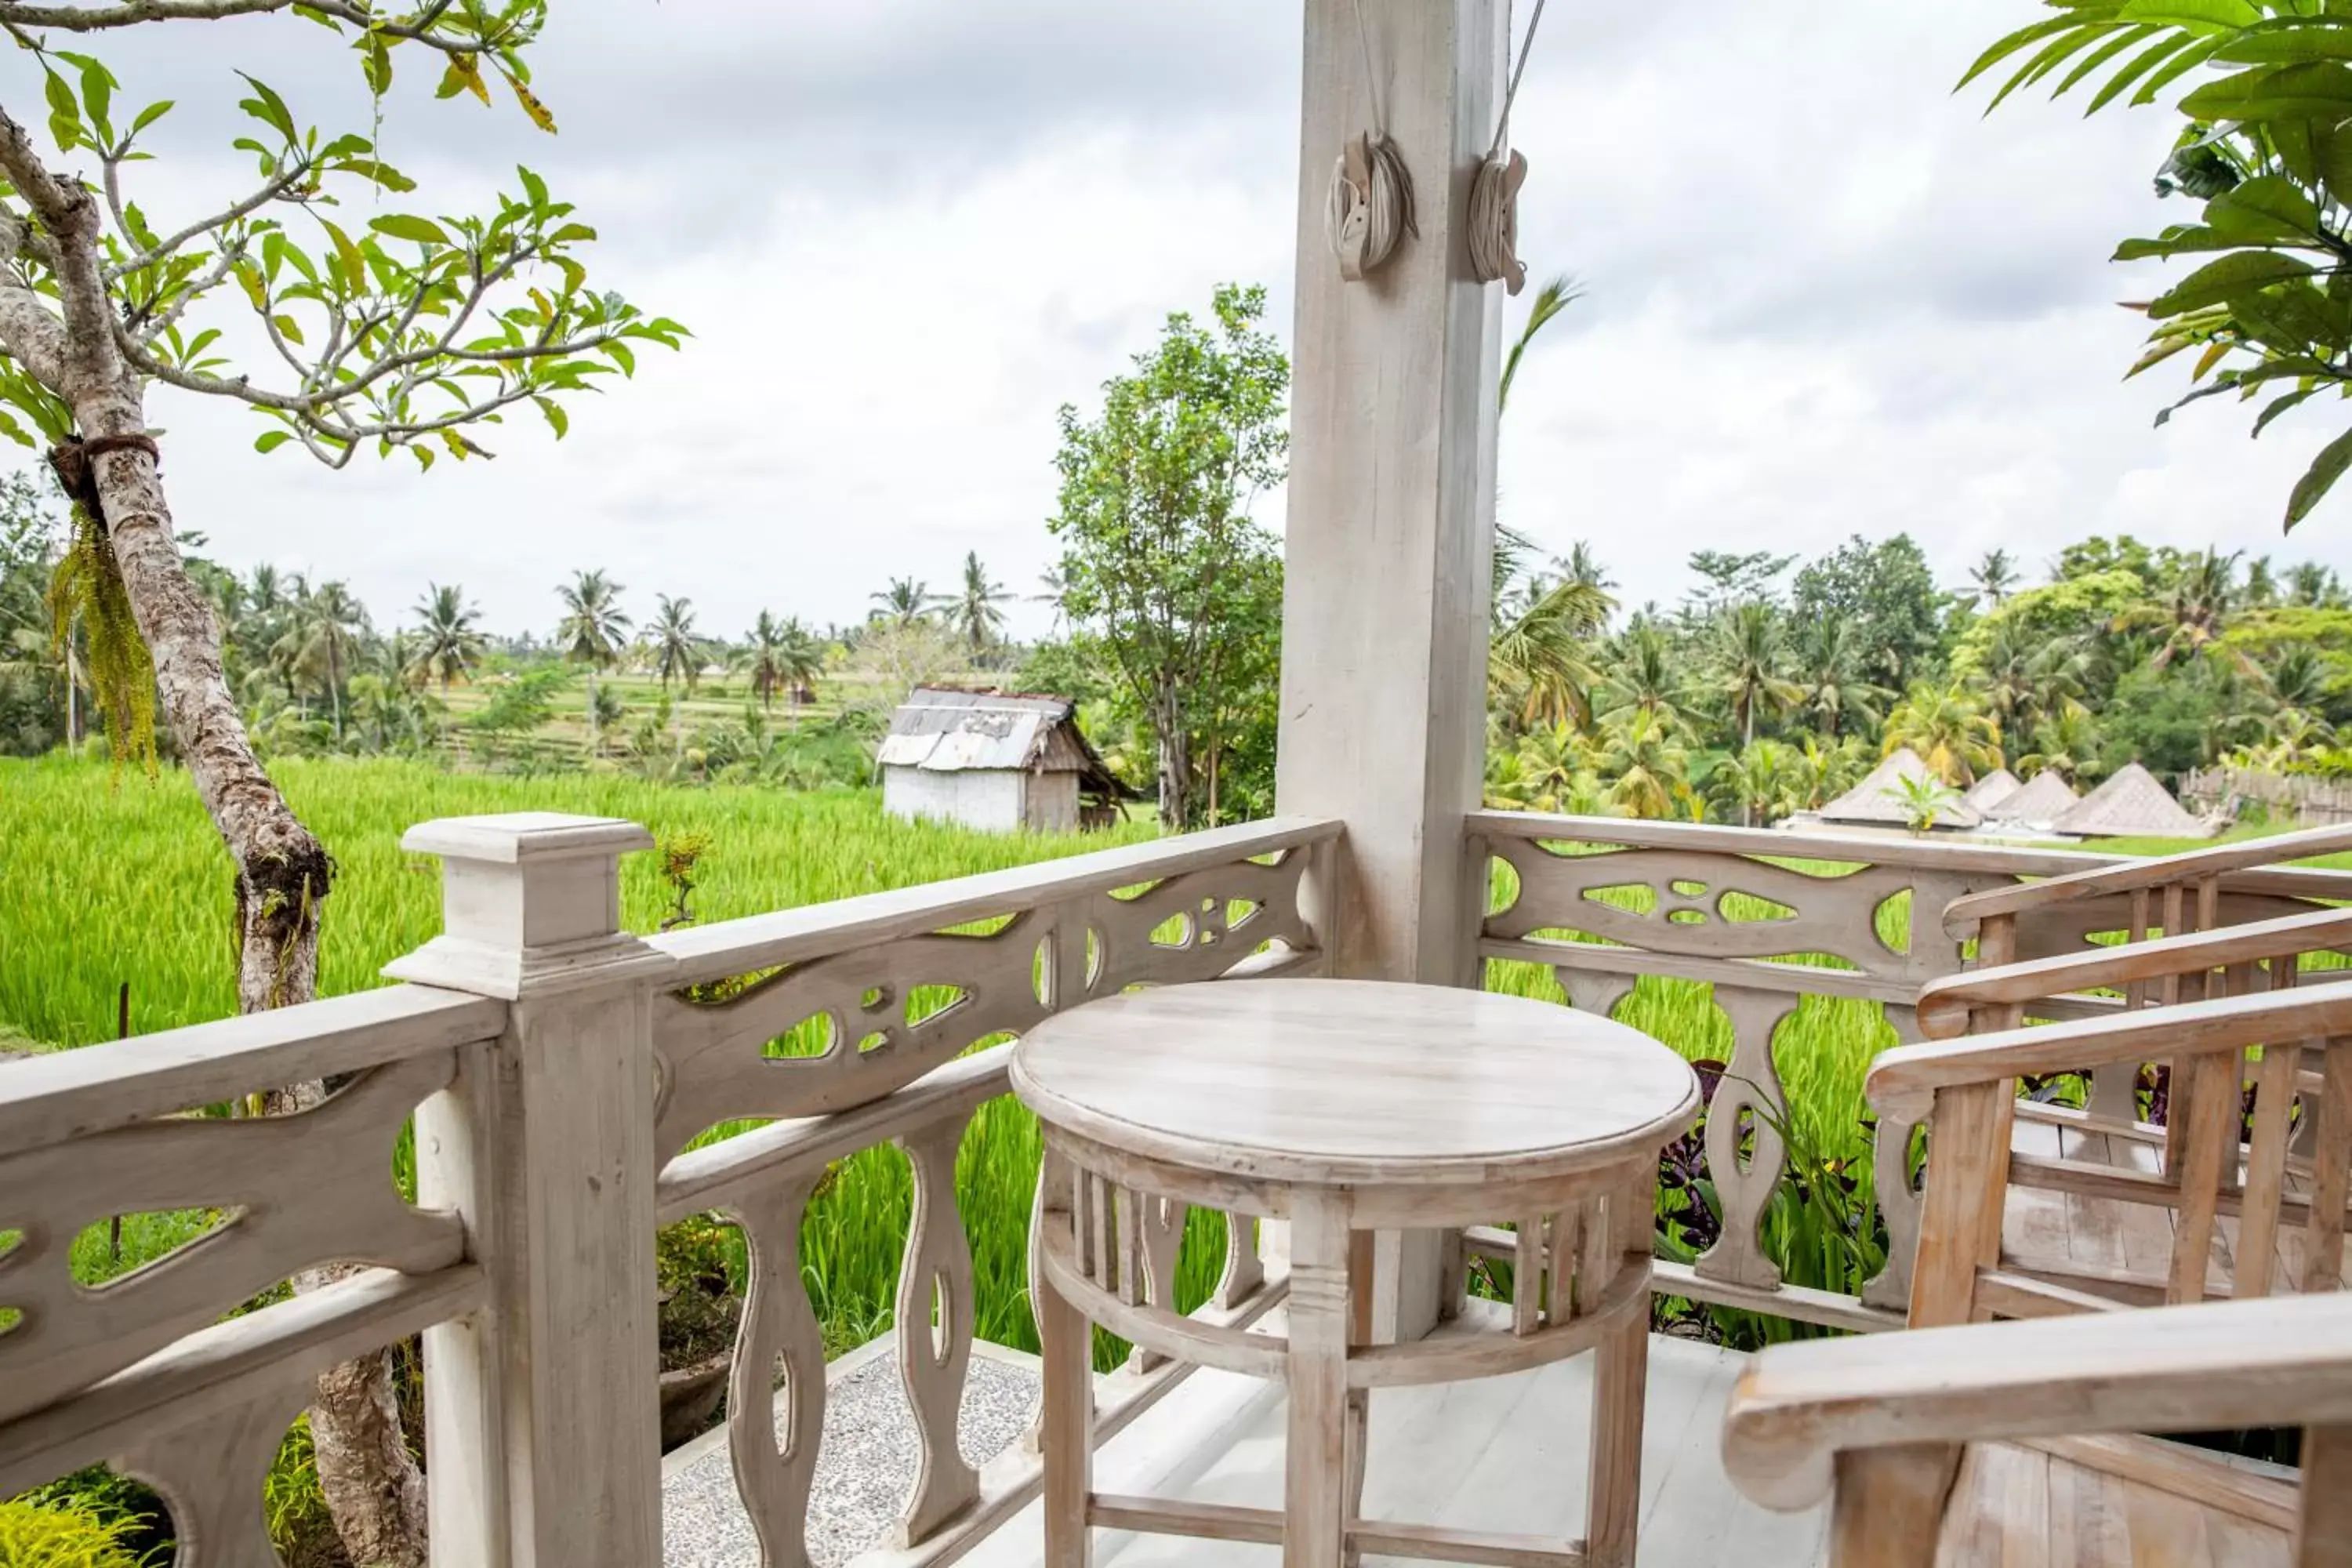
[392,813,673,1568]
[1276,0,1508,1340]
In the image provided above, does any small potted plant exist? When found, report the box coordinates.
[656,1214,742,1450]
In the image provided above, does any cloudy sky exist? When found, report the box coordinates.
[21,1,2347,639]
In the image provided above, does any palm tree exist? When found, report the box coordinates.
[1595,622,1689,735]
[1595,707,1690,820]
[2019,707,2100,782]
[1705,601,1803,752]
[1969,619,2087,742]
[948,551,1011,659]
[1883,680,2003,785]
[1969,548,2020,608]
[1557,540,1616,593]
[1491,569,1613,728]
[405,583,486,691]
[2118,548,2259,674]
[274,579,367,735]
[1716,739,1798,828]
[1034,564,1069,634]
[870,576,935,628]
[776,618,826,720]
[738,611,791,712]
[555,569,632,749]
[2288,562,2347,608]
[649,594,706,695]
[1795,619,1890,741]
[1497,274,1583,414]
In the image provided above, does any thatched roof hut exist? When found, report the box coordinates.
[1818,747,1983,829]
[1962,768,2021,815]
[1987,770,2081,826]
[2050,762,2215,840]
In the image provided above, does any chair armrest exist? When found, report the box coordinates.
[1722,1290,2352,1513]
[1915,906,2352,1040]
[1940,822,2352,941]
[1869,978,2352,1120]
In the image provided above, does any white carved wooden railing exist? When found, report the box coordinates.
[1466,811,2352,1334]
[0,985,506,1559]
[0,811,1338,1568]
[643,814,1341,1568]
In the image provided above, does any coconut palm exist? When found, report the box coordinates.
[555,569,632,749]
[1497,274,1582,415]
[274,579,367,736]
[948,551,1012,659]
[1883,679,2003,786]
[1715,738,1799,828]
[870,576,937,628]
[649,594,706,695]
[1492,572,1613,729]
[2018,708,2100,783]
[1969,620,2088,742]
[1795,619,1891,741]
[1557,540,1616,593]
[405,582,486,691]
[1595,706,1690,820]
[1705,601,1803,751]
[738,611,793,713]
[1595,622,1689,735]
[775,618,826,720]
[2118,548,2260,676]
[1969,548,2020,608]
[2289,562,2347,609]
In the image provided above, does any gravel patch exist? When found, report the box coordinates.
[663,1339,1040,1567]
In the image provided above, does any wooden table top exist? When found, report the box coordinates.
[1010,978,1700,1187]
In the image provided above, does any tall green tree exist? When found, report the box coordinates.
[948,550,1011,659]
[649,593,705,695]
[1050,283,1288,829]
[1971,548,2020,608]
[1706,601,1804,752]
[871,576,936,627]
[405,582,485,691]
[556,569,630,749]
[1965,4,2352,528]
[1789,533,1947,688]
[274,579,365,736]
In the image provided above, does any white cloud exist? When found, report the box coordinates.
[18,0,2352,642]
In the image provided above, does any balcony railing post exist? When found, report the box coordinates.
[390,813,674,1568]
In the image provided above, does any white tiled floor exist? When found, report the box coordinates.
[961,1325,1828,1567]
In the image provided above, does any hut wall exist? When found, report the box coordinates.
[882,765,1029,833]
[1023,769,1080,833]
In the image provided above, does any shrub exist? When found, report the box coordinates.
[0,1496,144,1568]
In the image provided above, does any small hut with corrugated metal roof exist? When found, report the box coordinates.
[2050,761,2217,840]
[877,688,1129,833]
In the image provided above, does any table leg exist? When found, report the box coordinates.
[1342,1229,1374,1568]
[1287,1189,1354,1568]
[1041,1207,1093,1568]
[1587,1161,1652,1568]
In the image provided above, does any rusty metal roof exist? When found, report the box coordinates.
[876,689,1122,794]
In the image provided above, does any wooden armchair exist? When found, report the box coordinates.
[1722,1289,2352,1566]
[1719,981,2352,1564]
[1913,907,2352,1311]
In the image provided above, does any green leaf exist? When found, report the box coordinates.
[535,395,569,439]
[518,165,549,209]
[370,213,452,246]
[2114,0,2260,24]
[1958,14,2091,93]
[319,218,368,295]
[2054,24,2164,97]
[2085,31,2199,112]
[341,158,416,194]
[2147,250,2316,317]
[361,34,393,97]
[2180,59,2352,119]
[42,70,81,151]
[72,56,114,143]
[2285,422,2352,528]
[2136,36,2227,104]
[2114,224,2248,259]
[545,223,597,245]
[605,340,635,376]
[129,99,173,137]
[253,429,295,453]
[271,313,305,345]
[1990,24,2116,112]
[2255,385,2321,434]
[234,73,296,141]
[2206,174,2321,238]
[2214,18,2352,64]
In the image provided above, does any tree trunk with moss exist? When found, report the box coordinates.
[0,114,429,1567]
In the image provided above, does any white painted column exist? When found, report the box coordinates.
[393,813,673,1568]
[1276,0,1508,1340]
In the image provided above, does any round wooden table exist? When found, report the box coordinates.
[1011,978,1700,1568]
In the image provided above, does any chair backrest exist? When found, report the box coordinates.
[1871,980,2352,1327]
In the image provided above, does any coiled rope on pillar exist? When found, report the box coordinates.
[1327,0,1417,281]
[1468,0,1551,295]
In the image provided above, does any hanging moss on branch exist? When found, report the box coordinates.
[45,437,158,778]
